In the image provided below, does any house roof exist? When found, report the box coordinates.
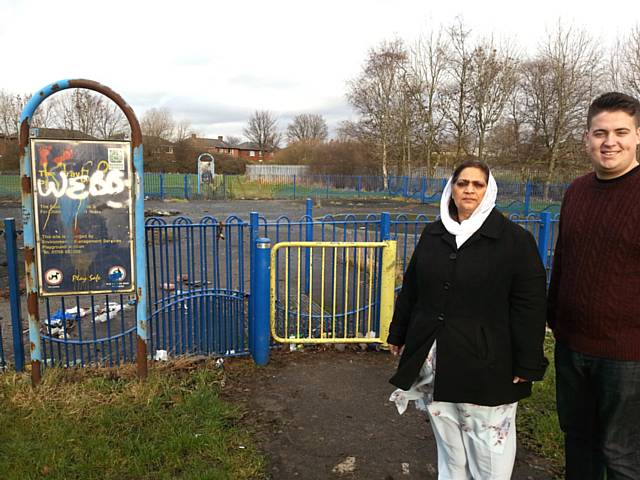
[237,142,268,151]
[31,128,96,140]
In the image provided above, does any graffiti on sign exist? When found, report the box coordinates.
[31,139,135,296]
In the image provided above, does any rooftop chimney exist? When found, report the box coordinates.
[218,136,223,141]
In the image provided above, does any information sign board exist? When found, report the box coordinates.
[30,139,135,296]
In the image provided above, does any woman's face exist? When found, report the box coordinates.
[452,167,488,221]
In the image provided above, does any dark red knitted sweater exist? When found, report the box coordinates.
[548,166,640,360]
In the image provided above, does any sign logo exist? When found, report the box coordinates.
[44,268,63,286]
[108,265,126,282]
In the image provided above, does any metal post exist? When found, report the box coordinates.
[524,181,532,216]
[325,175,329,199]
[357,176,362,197]
[537,212,552,267]
[379,240,397,347]
[304,198,313,294]
[421,177,427,203]
[184,174,189,200]
[293,174,296,200]
[252,238,271,366]
[5,218,25,372]
[160,173,165,200]
[249,212,259,354]
[380,212,391,241]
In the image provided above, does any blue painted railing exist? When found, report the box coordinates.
[1,204,558,371]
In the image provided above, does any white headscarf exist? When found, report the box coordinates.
[439,170,498,248]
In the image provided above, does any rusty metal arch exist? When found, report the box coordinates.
[18,79,147,384]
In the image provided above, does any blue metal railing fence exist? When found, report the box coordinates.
[1,204,558,371]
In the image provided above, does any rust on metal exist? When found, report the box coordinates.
[27,292,38,315]
[31,360,41,386]
[51,83,60,92]
[137,336,148,379]
[30,341,36,353]
[18,119,30,151]
[21,175,31,194]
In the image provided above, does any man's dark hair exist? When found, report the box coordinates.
[587,92,640,128]
[448,160,491,220]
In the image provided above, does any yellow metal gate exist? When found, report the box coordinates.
[270,241,396,346]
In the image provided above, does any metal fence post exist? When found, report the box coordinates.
[5,218,25,372]
[421,178,427,203]
[293,174,296,200]
[305,198,313,294]
[357,176,362,197]
[524,181,532,216]
[380,212,391,241]
[252,237,271,366]
[184,174,189,199]
[249,212,259,353]
[160,173,165,200]
[537,212,552,267]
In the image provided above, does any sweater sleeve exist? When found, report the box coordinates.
[509,228,549,381]
[386,231,423,346]
[546,218,562,330]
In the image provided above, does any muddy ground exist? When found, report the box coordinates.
[222,347,556,480]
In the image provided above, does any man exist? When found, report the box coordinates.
[548,91,640,480]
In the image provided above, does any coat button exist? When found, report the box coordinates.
[449,253,457,260]
[443,282,450,290]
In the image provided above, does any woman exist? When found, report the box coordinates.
[388,161,548,480]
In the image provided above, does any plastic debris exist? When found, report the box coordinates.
[154,350,168,361]
[332,456,356,474]
[214,358,225,369]
[401,463,410,475]
[94,302,123,323]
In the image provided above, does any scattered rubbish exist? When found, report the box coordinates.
[332,456,356,474]
[45,307,84,327]
[288,336,303,352]
[401,463,410,475]
[154,350,168,361]
[215,358,225,369]
[94,302,123,323]
[144,209,180,217]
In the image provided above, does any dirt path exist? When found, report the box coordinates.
[222,348,556,480]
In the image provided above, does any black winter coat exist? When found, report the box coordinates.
[388,209,548,406]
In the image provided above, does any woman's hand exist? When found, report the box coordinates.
[389,344,404,356]
[512,376,529,383]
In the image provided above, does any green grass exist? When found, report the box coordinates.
[0,361,266,480]
[517,332,564,477]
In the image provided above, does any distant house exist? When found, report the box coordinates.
[187,135,275,161]
[236,141,275,161]
[188,134,238,157]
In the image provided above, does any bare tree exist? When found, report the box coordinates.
[0,90,24,136]
[286,113,329,143]
[225,135,242,147]
[522,23,603,188]
[408,28,450,174]
[468,38,520,161]
[173,118,193,142]
[346,38,408,182]
[610,25,640,98]
[243,110,282,151]
[444,18,475,162]
[141,107,175,140]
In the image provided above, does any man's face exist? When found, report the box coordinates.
[585,110,640,179]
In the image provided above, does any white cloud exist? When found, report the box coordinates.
[2,0,637,138]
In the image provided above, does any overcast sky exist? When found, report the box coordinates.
[1,0,638,140]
